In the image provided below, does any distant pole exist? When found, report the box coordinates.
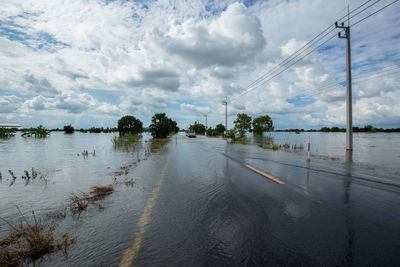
[223,97,228,132]
[336,6,353,151]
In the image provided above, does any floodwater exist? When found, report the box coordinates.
[1,132,400,266]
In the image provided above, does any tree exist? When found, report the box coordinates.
[189,122,206,134]
[215,124,226,134]
[64,125,74,134]
[168,118,180,133]
[118,115,143,136]
[150,113,172,138]
[234,113,252,138]
[252,115,273,136]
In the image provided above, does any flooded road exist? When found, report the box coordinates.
[128,134,400,266]
[1,132,400,266]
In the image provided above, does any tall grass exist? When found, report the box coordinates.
[0,207,76,266]
[0,128,15,138]
[21,126,50,138]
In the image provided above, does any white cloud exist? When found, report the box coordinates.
[0,0,399,129]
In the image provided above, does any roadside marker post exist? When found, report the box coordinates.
[306,136,311,163]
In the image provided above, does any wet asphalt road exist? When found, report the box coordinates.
[121,134,400,267]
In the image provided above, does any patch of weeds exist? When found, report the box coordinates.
[69,193,89,214]
[0,207,76,266]
[150,138,169,150]
[21,126,50,138]
[0,128,15,138]
[113,177,135,187]
[88,185,114,201]
[151,143,161,149]
[6,168,48,187]
[112,134,140,152]
[69,185,114,214]
[46,209,67,219]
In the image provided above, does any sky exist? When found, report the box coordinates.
[0,0,399,130]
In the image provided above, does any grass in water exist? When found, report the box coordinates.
[69,185,114,214]
[0,129,15,138]
[0,207,76,266]
[150,138,169,150]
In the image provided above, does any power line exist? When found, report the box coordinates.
[352,0,399,26]
[228,0,398,104]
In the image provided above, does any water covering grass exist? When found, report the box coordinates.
[150,138,168,150]
[0,207,76,266]
[21,126,50,138]
[69,185,114,214]
[5,168,48,187]
[112,133,139,148]
[0,129,15,138]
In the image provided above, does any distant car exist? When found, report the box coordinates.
[186,131,196,138]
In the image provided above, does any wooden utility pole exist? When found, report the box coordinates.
[336,7,353,151]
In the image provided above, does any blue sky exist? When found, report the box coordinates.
[1,0,399,129]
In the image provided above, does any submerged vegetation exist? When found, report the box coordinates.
[112,133,140,149]
[4,168,48,187]
[0,128,15,138]
[21,126,50,138]
[69,185,114,214]
[0,207,76,266]
[150,138,169,150]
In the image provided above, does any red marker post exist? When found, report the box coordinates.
[306,136,311,163]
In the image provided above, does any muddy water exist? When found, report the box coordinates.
[1,131,399,266]
[0,132,162,265]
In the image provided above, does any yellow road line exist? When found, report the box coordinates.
[245,164,285,185]
[119,154,171,267]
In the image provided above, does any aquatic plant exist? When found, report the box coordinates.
[88,185,114,201]
[8,170,17,186]
[0,128,15,138]
[69,193,89,214]
[0,207,76,266]
[21,126,50,138]
[112,133,139,149]
[69,185,114,214]
[6,168,48,187]
[150,138,169,150]
[113,177,135,187]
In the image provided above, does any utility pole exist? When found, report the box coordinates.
[222,97,228,133]
[336,6,353,151]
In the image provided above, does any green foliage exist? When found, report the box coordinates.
[21,125,50,138]
[168,118,180,133]
[189,122,206,134]
[234,113,252,138]
[215,124,226,134]
[253,115,273,135]
[149,113,177,138]
[206,127,218,136]
[206,124,225,137]
[321,127,330,132]
[118,115,143,136]
[0,128,15,138]
[63,125,74,134]
[112,133,139,149]
[225,129,238,140]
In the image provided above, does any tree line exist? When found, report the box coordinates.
[186,113,274,139]
[276,125,400,133]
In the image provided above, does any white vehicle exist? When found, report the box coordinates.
[186,131,196,138]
